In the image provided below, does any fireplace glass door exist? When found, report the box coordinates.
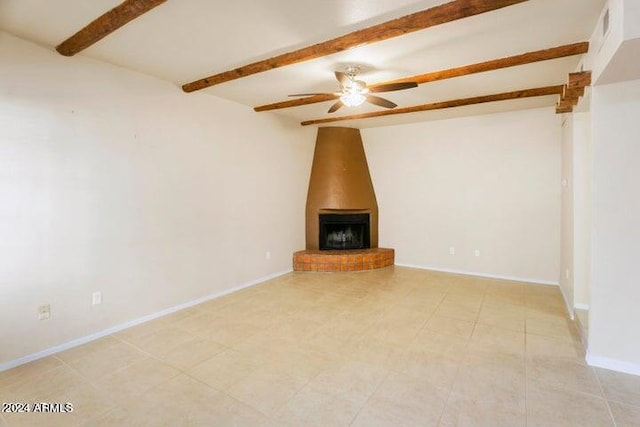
[319,213,370,250]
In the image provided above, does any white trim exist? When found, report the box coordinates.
[574,311,589,348]
[586,351,640,377]
[394,263,559,286]
[557,284,575,320]
[0,269,291,372]
[574,303,590,311]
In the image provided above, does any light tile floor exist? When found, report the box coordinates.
[2,266,640,426]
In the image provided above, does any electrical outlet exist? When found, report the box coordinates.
[38,304,50,320]
[565,269,570,280]
[474,249,481,257]
[449,247,455,255]
[265,251,271,260]
[92,291,102,305]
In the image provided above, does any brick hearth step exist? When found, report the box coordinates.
[293,248,394,272]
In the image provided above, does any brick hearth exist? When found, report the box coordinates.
[293,248,394,272]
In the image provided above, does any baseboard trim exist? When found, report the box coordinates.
[394,263,559,286]
[586,351,640,377]
[0,269,292,372]
[557,284,575,320]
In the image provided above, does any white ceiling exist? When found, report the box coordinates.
[0,0,605,128]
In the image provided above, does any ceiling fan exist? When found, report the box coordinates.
[289,66,418,113]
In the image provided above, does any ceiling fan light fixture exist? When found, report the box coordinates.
[340,92,366,107]
[293,65,416,113]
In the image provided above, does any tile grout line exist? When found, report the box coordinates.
[345,365,394,426]
[524,329,529,427]
[435,284,482,426]
[593,367,619,427]
[348,281,447,426]
[78,327,233,412]
[433,353,463,426]
[26,354,118,426]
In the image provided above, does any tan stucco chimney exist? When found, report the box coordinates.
[305,127,379,250]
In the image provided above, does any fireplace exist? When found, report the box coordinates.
[319,213,370,250]
[293,127,394,272]
[304,127,378,250]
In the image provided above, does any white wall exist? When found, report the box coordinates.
[559,110,593,315]
[0,31,315,364]
[589,0,640,85]
[572,111,592,308]
[624,0,640,39]
[362,108,561,284]
[589,78,640,371]
[588,0,624,83]
[560,115,575,313]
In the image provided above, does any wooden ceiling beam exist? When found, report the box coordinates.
[255,41,588,112]
[376,42,589,86]
[182,0,528,93]
[563,86,585,99]
[56,0,167,56]
[568,70,592,88]
[556,70,591,113]
[300,85,563,126]
[255,94,339,112]
[558,98,578,108]
[556,106,574,113]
